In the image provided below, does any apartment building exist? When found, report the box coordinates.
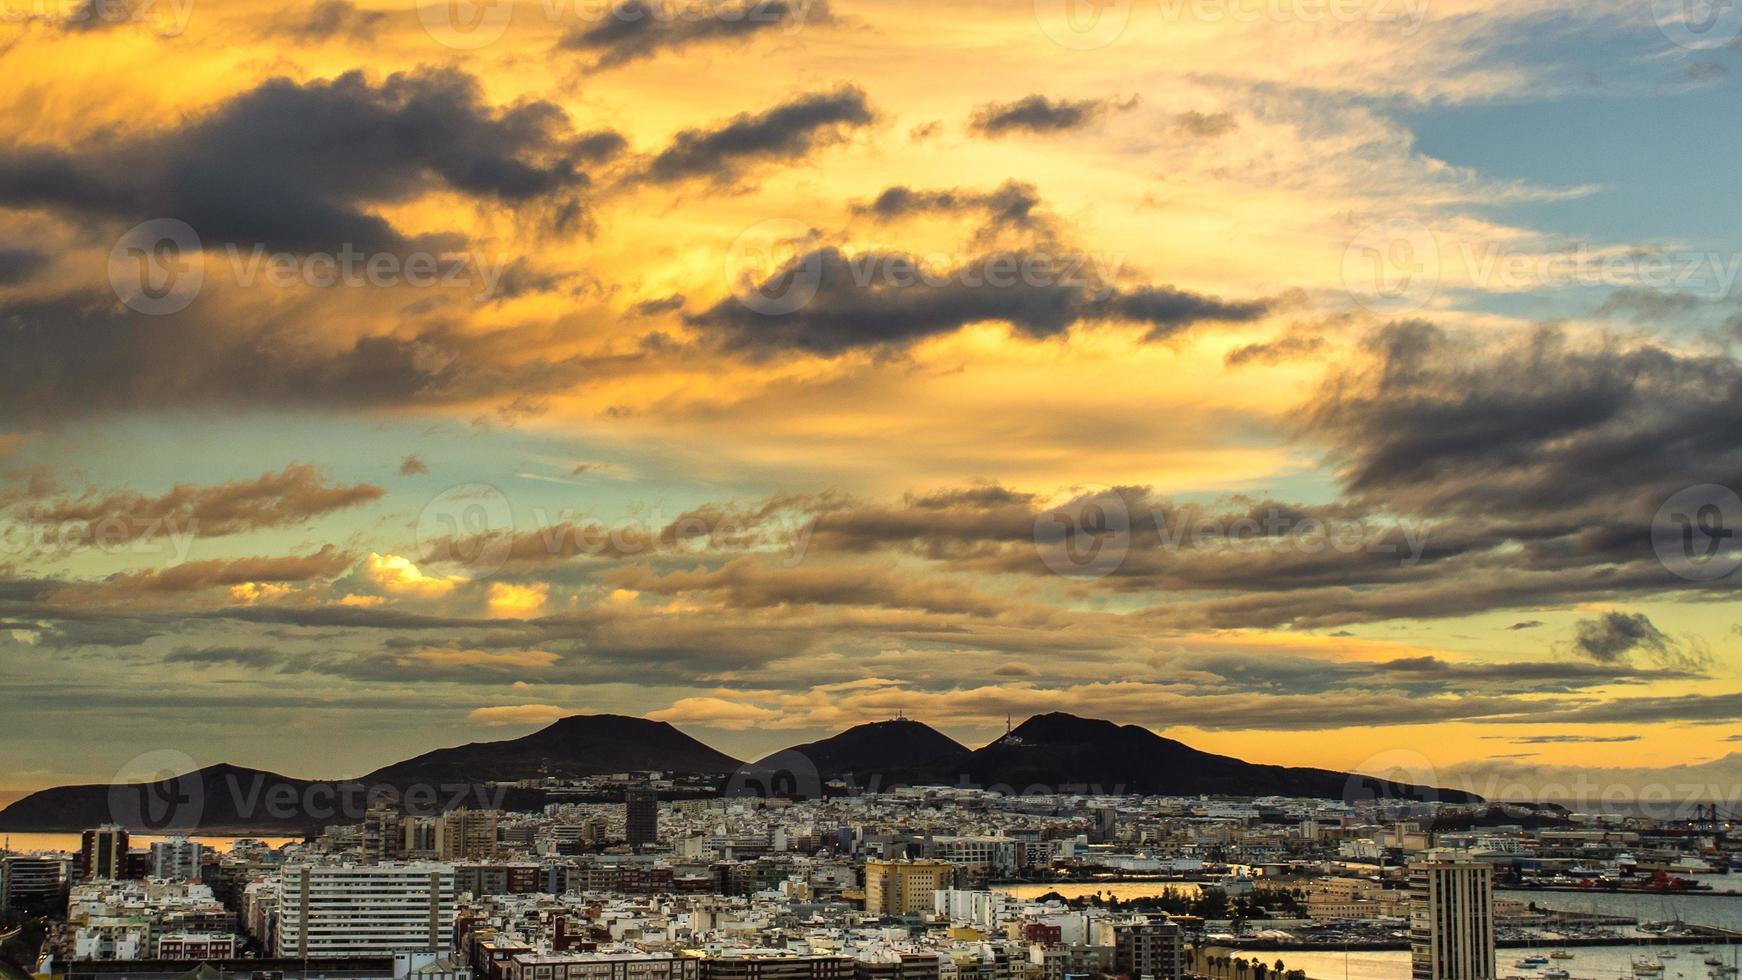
[275,863,458,957]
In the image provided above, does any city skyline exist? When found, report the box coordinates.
[3,0,1742,801]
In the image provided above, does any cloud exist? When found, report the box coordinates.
[1173,110,1238,138]
[9,464,382,547]
[48,546,352,601]
[688,247,1269,353]
[0,247,49,285]
[0,67,615,250]
[269,0,385,39]
[468,704,571,726]
[487,581,550,618]
[1225,332,1325,367]
[1507,620,1545,630]
[1307,322,1742,521]
[560,0,825,70]
[649,695,782,730]
[344,553,466,599]
[397,455,429,476]
[853,181,1051,238]
[967,95,1132,137]
[1566,611,1704,669]
[638,86,874,184]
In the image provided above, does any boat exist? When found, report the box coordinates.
[1553,951,1576,960]
[1515,961,1542,970]
[1522,956,1551,966]
[1545,970,1570,979]
[1636,961,1666,973]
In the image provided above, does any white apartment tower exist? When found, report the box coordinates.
[275,863,456,957]
[1410,852,1496,980]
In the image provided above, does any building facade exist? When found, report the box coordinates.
[863,861,954,917]
[1409,854,1496,980]
[276,863,458,957]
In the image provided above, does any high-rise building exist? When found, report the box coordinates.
[1114,918,1184,980]
[80,825,130,881]
[435,808,499,860]
[275,863,457,957]
[0,855,70,912]
[625,787,659,850]
[363,805,405,863]
[1410,852,1496,980]
[149,837,205,881]
[863,859,954,917]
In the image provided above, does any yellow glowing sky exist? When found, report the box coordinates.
[1,0,1740,800]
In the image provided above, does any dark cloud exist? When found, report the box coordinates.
[628,293,686,317]
[967,94,1131,137]
[397,455,429,476]
[638,86,873,184]
[854,181,1049,237]
[272,0,385,39]
[1225,332,1325,367]
[0,247,49,285]
[560,0,825,69]
[0,68,615,250]
[1507,620,1545,630]
[1173,110,1238,138]
[1307,322,1742,519]
[0,293,632,423]
[1566,611,1705,669]
[1488,734,1641,744]
[688,247,1269,353]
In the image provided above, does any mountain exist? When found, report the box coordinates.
[0,763,328,834]
[0,711,1474,831]
[361,713,743,786]
[767,718,969,778]
[949,712,1473,802]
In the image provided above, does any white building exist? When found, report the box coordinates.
[275,863,457,957]
[150,838,206,881]
[1409,852,1495,980]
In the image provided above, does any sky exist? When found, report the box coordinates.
[2,0,1742,807]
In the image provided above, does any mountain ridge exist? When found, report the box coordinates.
[0,711,1476,831]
